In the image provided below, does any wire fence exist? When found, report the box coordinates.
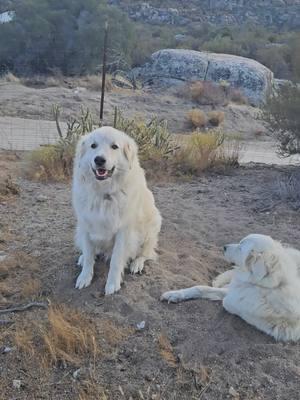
[0,115,66,151]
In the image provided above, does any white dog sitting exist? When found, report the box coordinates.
[161,234,300,342]
[72,126,162,295]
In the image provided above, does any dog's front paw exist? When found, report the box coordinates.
[105,278,121,295]
[160,290,184,303]
[75,270,93,289]
[130,257,145,274]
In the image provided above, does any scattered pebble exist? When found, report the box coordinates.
[136,321,146,331]
[13,379,22,389]
[36,195,47,203]
[1,346,13,354]
[72,368,81,379]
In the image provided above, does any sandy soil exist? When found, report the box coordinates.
[1,154,300,399]
[0,81,268,138]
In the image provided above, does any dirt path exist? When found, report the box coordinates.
[1,160,300,399]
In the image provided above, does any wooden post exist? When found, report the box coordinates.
[100,21,108,125]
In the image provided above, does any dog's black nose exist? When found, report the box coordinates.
[94,156,106,166]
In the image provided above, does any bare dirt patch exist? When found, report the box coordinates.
[0,155,300,399]
[0,82,268,139]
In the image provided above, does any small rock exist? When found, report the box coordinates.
[73,368,81,379]
[1,346,13,354]
[13,379,22,389]
[229,386,240,399]
[36,195,47,203]
[0,253,6,262]
[136,321,146,331]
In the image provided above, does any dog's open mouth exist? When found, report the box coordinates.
[92,166,115,180]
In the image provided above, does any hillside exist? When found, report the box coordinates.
[110,0,300,29]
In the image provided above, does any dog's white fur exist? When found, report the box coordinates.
[161,234,300,342]
[72,126,161,295]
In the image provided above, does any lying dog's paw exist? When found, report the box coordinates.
[130,257,145,274]
[160,290,184,303]
[77,254,84,267]
[105,279,121,295]
[75,271,93,289]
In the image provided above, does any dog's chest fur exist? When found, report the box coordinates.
[81,190,125,243]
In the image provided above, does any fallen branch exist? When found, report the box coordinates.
[0,302,48,315]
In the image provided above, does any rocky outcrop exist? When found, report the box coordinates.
[133,49,274,105]
[110,0,300,29]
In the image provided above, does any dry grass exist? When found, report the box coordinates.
[76,74,113,92]
[0,175,20,200]
[187,109,207,128]
[190,81,204,101]
[78,377,108,400]
[207,111,225,127]
[14,305,99,367]
[26,107,94,181]
[229,88,248,105]
[21,75,62,88]
[174,131,240,174]
[182,80,227,106]
[26,144,75,182]
[20,278,41,299]
[158,333,178,368]
[0,72,20,83]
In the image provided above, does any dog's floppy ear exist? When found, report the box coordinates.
[245,249,268,282]
[123,138,138,169]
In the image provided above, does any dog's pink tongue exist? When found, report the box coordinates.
[96,169,107,177]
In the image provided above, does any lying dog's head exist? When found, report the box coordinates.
[224,234,283,287]
[75,126,138,182]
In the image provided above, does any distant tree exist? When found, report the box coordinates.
[262,83,300,156]
[0,0,135,75]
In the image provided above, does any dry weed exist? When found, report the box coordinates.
[14,305,99,366]
[229,88,248,105]
[0,176,19,199]
[20,278,41,299]
[158,333,177,367]
[190,81,204,101]
[207,110,225,127]
[76,74,113,92]
[187,109,207,128]
[0,72,20,83]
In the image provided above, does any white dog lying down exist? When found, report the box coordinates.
[161,234,300,342]
[72,126,161,295]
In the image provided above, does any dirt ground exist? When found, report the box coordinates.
[1,153,300,400]
[0,81,268,139]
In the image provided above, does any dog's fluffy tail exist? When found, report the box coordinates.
[161,286,228,303]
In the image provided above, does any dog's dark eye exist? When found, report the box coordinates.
[91,143,97,149]
[111,144,119,150]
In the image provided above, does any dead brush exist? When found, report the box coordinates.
[0,175,20,199]
[182,80,227,106]
[175,131,224,173]
[187,109,207,129]
[14,305,99,367]
[0,72,20,83]
[207,110,225,127]
[26,106,94,181]
[158,333,178,368]
[175,131,241,173]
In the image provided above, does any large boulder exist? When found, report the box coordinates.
[133,49,274,106]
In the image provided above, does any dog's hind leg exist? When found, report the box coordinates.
[130,225,160,275]
[161,286,228,303]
